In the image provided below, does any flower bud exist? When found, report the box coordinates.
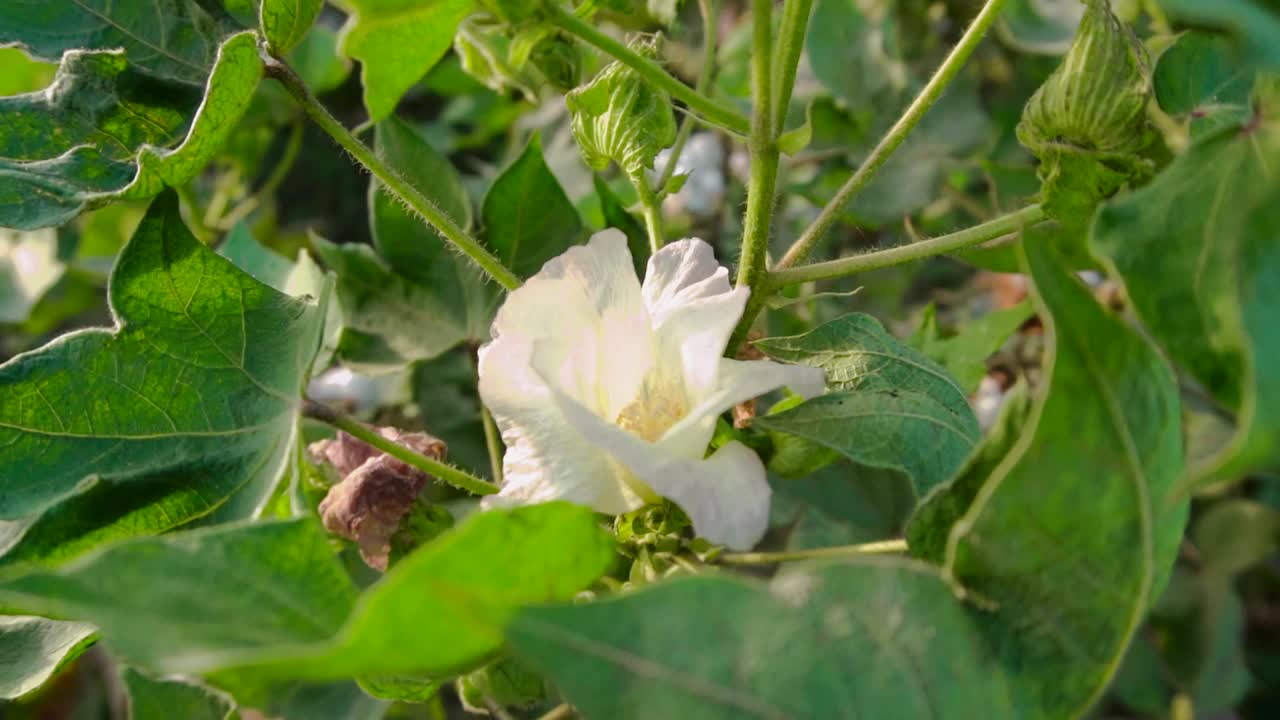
[566,39,677,179]
[1017,0,1154,221]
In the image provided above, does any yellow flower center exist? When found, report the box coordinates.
[614,379,688,442]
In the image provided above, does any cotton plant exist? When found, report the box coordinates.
[0,0,1275,718]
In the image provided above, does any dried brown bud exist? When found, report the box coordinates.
[309,428,447,570]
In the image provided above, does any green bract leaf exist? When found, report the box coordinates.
[0,32,262,230]
[1017,0,1153,224]
[0,616,95,699]
[481,134,585,279]
[567,41,677,178]
[334,0,476,121]
[260,0,324,55]
[0,504,613,680]
[122,667,238,720]
[0,0,235,85]
[1092,104,1280,491]
[754,313,980,498]
[0,192,330,565]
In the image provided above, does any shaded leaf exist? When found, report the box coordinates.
[913,301,1034,394]
[1153,31,1253,135]
[593,175,647,276]
[0,504,613,680]
[0,192,329,565]
[122,667,238,720]
[769,463,916,551]
[481,134,585,279]
[1091,103,1280,490]
[755,313,980,497]
[0,33,262,230]
[0,615,95,699]
[1159,0,1280,71]
[334,0,476,121]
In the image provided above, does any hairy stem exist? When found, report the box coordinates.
[730,0,780,351]
[718,539,908,565]
[657,0,721,197]
[772,0,815,133]
[776,0,1011,269]
[303,399,499,496]
[546,3,750,136]
[264,55,521,291]
[769,205,1046,287]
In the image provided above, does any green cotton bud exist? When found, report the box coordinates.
[529,33,583,93]
[477,0,545,25]
[1017,0,1154,222]
[455,18,542,100]
[566,40,678,179]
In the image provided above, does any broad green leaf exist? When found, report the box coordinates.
[0,32,262,230]
[1091,106,1280,490]
[937,239,1188,715]
[0,504,613,680]
[913,301,1035,394]
[805,0,905,109]
[1159,0,1280,71]
[998,0,1085,55]
[755,313,980,497]
[0,229,64,325]
[482,134,585,279]
[0,192,329,565]
[261,0,324,54]
[219,224,294,289]
[122,667,238,720]
[334,0,476,121]
[769,463,916,551]
[0,0,234,85]
[0,615,95,699]
[210,673,389,720]
[1153,31,1253,130]
[508,558,1019,719]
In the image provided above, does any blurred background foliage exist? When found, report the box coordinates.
[2,1,1278,718]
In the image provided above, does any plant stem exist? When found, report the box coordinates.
[481,405,504,486]
[775,0,1011,269]
[535,704,575,720]
[718,539,908,565]
[546,3,750,137]
[772,0,815,134]
[656,0,721,197]
[768,205,1046,287]
[730,0,780,353]
[263,55,521,292]
[302,399,500,496]
[632,172,666,252]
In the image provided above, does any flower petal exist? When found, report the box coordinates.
[660,357,827,459]
[491,229,653,421]
[479,335,650,517]
[542,382,772,550]
[641,238,733,323]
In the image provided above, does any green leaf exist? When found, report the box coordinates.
[122,667,238,720]
[1193,499,1280,577]
[913,301,1035,394]
[289,26,354,95]
[1159,0,1280,71]
[0,616,95,699]
[0,0,235,85]
[1091,105,1280,491]
[210,673,388,720]
[0,48,55,96]
[509,558,1020,719]
[769,463,917,551]
[805,0,905,109]
[0,32,262,230]
[219,224,295,289]
[481,134,585,279]
[334,0,476,121]
[938,238,1189,715]
[0,191,329,565]
[754,313,980,497]
[0,504,613,680]
[261,0,324,54]
[1153,31,1253,130]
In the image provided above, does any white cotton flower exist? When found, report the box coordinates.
[478,230,825,550]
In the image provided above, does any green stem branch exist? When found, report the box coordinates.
[546,3,750,137]
[264,55,521,291]
[303,399,499,496]
[657,0,720,197]
[718,539,908,565]
[772,0,815,133]
[775,0,1011,269]
[768,205,1046,287]
[729,0,780,351]
[632,172,666,252]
